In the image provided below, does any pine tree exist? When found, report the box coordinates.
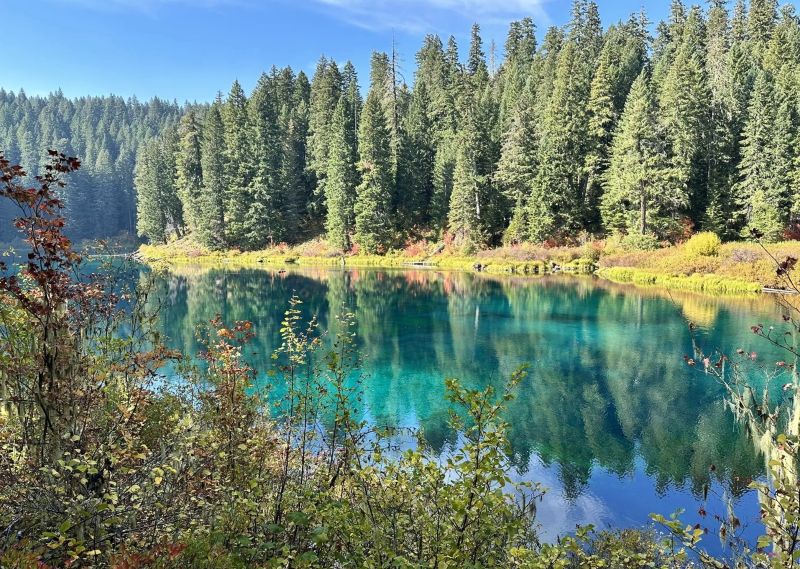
[282,72,312,236]
[325,96,359,251]
[658,6,710,228]
[431,135,456,232]
[749,0,778,57]
[703,0,739,238]
[602,70,680,237]
[199,102,227,249]
[354,92,393,253]
[415,34,456,137]
[246,73,284,248]
[448,104,488,248]
[496,93,537,244]
[175,109,204,235]
[583,48,616,233]
[93,142,118,237]
[135,132,182,243]
[221,81,252,247]
[467,23,488,78]
[342,61,363,141]
[530,39,591,240]
[498,18,536,129]
[135,140,165,244]
[652,0,687,87]
[736,70,784,241]
[307,57,343,214]
[397,81,435,229]
[368,52,402,202]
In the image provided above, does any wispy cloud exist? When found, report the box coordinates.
[309,0,551,34]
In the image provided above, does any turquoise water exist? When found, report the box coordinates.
[152,267,786,549]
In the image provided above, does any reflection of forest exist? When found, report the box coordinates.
[151,266,777,502]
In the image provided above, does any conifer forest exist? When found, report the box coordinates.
[3,0,800,251]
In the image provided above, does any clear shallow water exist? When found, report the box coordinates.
[151,266,786,551]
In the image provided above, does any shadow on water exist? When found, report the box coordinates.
[147,265,782,548]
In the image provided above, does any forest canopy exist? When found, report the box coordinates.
[2,0,799,250]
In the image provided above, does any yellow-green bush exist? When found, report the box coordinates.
[619,233,660,251]
[684,232,722,257]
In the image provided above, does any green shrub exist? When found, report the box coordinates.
[684,231,722,257]
[620,233,660,251]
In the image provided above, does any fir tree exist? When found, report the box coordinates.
[397,81,435,229]
[703,0,739,238]
[749,0,778,57]
[467,23,488,78]
[199,102,227,249]
[175,109,204,234]
[496,94,537,244]
[354,93,393,253]
[531,39,591,240]
[135,132,182,243]
[246,73,284,248]
[736,70,784,241]
[307,57,343,213]
[658,6,710,227]
[498,18,536,129]
[448,104,488,247]
[431,135,456,231]
[325,96,359,251]
[602,70,680,237]
[221,81,252,247]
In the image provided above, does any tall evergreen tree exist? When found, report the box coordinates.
[175,109,204,234]
[415,34,456,138]
[246,73,284,248]
[735,70,784,241]
[307,57,343,214]
[749,0,779,57]
[658,5,709,228]
[354,93,393,253]
[135,132,182,243]
[496,93,537,244]
[703,0,739,238]
[221,81,252,247]
[431,134,456,231]
[530,38,591,240]
[325,96,359,251]
[602,70,679,237]
[199,102,227,249]
[448,103,489,247]
[498,18,537,129]
[93,142,118,237]
[398,81,435,229]
[467,23,488,78]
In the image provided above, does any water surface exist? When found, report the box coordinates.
[152,266,786,550]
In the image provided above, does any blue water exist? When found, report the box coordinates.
[151,266,788,553]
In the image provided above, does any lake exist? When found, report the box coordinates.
[150,265,786,551]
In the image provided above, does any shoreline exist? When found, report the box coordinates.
[137,243,768,297]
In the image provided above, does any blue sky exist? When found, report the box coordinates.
[4,0,670,102]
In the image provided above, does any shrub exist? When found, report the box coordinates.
[729,247,761,263]
[403,238,430,258]
[684,232,722,257]
[620,233,660,251]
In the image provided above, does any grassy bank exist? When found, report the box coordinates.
[138,234,800,296]
[138,237,595,276]
[597,235,800,294]
[595,267,762,295]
